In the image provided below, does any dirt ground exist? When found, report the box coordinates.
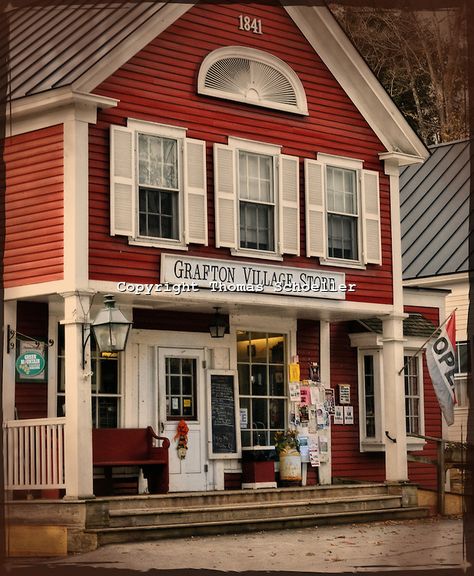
[5,516,468,575]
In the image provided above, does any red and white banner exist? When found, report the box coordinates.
[426,313,457,426]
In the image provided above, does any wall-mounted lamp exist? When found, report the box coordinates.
[82,295,132,369]
[208,307,226,339]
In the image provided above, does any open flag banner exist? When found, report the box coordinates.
[426,313,457,426]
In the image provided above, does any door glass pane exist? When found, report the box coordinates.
[165,357,197,420]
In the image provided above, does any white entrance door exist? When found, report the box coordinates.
[157,348,208,492]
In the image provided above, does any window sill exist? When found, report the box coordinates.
[360,439,386,452]
[129,237,189,251]
[230,248,283,262]
[319,258,366,270]
[407,440,426,452]
[360,439,427,452]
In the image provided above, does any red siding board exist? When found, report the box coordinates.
[90,2,392,304]
[15,302,49,420]
[5,125,64,288]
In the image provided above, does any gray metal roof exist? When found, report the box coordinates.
[400,139,471,280]
[6,2,167,100]
[351,314,436,338]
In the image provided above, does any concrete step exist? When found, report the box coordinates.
[107,494,403,527]
[90,506,431,546]
[99,483,391,513]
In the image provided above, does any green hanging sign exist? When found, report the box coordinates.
[16,351,45,378]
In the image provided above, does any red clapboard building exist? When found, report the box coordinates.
[4,1,446,520]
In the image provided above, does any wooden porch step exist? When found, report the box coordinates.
[101,483,393,513]
[90,506,431,546]
[107,494,403,527]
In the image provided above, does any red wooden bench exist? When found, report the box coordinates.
[92,427,170,495]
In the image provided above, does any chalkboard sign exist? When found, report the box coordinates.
[207,370,240,458]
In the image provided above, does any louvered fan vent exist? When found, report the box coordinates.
[204,57,298,107]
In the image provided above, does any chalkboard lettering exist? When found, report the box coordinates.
[210,373,237,455]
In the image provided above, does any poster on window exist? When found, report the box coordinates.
[333,405,344,424]
[240,408,248,429]
[344,405,354,425]
[289,382,301,402]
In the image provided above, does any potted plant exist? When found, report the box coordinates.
[274,429,302,484]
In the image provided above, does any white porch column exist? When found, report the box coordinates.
[63,292,94,499]
[382,314,408,481]
[3,301,17,421]
[318,320,331,485]
[381,155,410,482]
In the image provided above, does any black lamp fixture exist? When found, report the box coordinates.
[209,307,226,338]
[82,295,132,368]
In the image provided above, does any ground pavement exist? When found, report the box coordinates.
[5,516,468,575]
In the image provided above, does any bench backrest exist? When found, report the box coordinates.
[92,428,153,463]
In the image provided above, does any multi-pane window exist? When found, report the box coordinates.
[57,325,121,428]
[363,355,376,438]
[138,134,179,240]
[165,357,197,420]
[454,341,470,407]
[237,331,286,447]
[327,166,358,260]
[404,355,421,435]
[239,151,275,252]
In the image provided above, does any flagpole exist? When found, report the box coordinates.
[397,309,457,375]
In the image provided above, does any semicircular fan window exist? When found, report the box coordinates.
[198,49,308,115]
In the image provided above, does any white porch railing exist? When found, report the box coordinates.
[3,417,66,490]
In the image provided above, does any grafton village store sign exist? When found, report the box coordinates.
[160,255,353,299]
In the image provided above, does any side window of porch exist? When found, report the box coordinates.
[57,324,121,427]
[454,340,470,407]
[237,331,287,448]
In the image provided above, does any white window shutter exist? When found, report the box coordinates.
[362,169,381,265]
[184,138,208,245]
[279,155,300,255]
[304,159,326,258]
[110,125,135,237]
[214,144,237,249]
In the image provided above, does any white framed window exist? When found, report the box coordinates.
[404,354,424,436]
[237,331,287,448]
[351,332,425,452]
[198,46,308,116]
[57,324,122,428]
[454,340,470,407]
[214,137,299,259]
[110,119,208,248]
[305,153,381,267]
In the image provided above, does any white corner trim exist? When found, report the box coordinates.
[379,151,425,168]
[284,5,429,160]
[73,3,194,94]
[6,88,118,136]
